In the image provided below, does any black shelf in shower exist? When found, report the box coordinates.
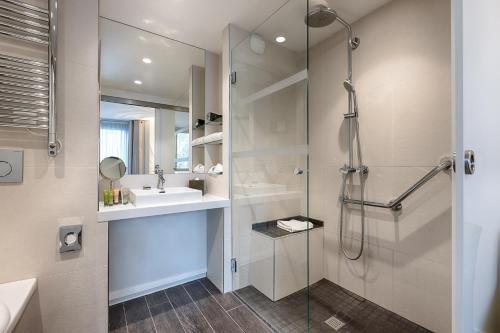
[252,215,324,239]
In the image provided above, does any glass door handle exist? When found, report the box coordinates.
[294,168,304,175]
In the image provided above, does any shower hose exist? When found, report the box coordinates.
[339,101,366,261]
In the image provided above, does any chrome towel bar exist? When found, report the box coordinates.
[0,54,48,67]
[1,0,49,15]
[0,71,49,83]
[343,158,453,211]
[0,0,58,155]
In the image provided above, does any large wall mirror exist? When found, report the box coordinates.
[99,18,205,174]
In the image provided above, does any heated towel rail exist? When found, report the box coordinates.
[343,157,453,211]
[0,0,58,156]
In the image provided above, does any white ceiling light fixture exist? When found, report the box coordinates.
[275,35,286,43]
[134,80,143,85]
[142,57,152,64]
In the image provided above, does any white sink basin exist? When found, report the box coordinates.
[130,187,202,206]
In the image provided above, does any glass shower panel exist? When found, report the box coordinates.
[230,0,311,331]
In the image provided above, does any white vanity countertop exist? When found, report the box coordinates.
[97,194,230,222]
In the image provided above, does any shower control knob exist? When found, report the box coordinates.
[293,168,304,176]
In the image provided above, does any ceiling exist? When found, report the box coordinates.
[100,0,393,54]
[100,102,155,120]
[100,18,205,106]
[256,0,394,52]
[100,0,289,54]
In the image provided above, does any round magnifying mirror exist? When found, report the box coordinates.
[99,156,126,181]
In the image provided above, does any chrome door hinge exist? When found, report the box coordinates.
[231,258,237,273]
[293,167,304,175]
[465,150,475,175]
[230,71,237,85]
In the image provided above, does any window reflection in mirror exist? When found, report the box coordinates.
[99,102,190,174]
[99,17,205,174]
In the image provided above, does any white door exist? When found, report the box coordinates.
[454,0,500,332]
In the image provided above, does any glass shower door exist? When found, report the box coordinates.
[230,0,312,331]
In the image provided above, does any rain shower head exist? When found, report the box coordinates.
[305,5,337,28]
[305,5,351,30]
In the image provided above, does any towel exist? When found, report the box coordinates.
[192,137,205,146]
[204,132,223,143]
[208,163,223,175]
[193,164,205,174]
[277,219,313,233]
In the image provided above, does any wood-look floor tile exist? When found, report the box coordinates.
[166,285,213,333]
[228,305,273,333]
[184,282,243,333]
[146,290,169,307]
[150,301,185,333]
[124,297,156,333]
[199,278,242,311]
[109,304,127,333]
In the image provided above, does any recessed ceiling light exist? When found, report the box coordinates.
[275,36,286,43]
[142,58,152,64]
[134,80,142,85]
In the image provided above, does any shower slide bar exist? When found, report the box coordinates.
[0,0,58,156]
[343,157,453,211]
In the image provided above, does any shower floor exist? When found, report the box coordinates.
[235,279,432,333]
[109,278,431,333]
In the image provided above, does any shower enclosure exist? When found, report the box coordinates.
[230,0,452,332]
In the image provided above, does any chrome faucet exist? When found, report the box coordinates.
[155,165,165,192]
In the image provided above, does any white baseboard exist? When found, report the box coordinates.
[109,269,207,305]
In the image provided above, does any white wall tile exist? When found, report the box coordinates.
[309,0,451,331]
[393,252,451,332]
[0,0,105,332]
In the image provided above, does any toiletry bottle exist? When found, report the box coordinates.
[113,189,120,205]
[121,187,130,205]
[104,189,112,206]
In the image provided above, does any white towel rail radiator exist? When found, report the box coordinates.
[0,0,58,156]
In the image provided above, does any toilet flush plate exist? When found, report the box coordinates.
[0,149,23,183]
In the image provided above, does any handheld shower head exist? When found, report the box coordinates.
[343,79,355,93]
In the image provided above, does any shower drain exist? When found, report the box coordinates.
[324,315,346,331]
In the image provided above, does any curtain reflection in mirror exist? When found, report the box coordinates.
[100,119,130,173]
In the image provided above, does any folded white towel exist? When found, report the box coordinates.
[204,131,223,143]
[277,219,313,233]
[193,163,205,173]
[208,163,223,175]
[192,137,205,146]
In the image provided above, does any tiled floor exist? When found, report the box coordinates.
[235,279,432,333]
[109,278,273,333]
[110,278,432,333]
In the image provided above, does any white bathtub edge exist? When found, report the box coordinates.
[0,278,37,333]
